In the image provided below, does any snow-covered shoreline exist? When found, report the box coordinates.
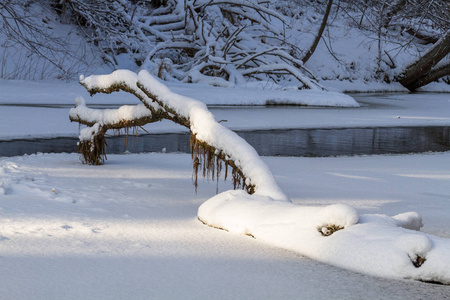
[1,0,449,295]
[1,152,449,298]
[1,79,449,141]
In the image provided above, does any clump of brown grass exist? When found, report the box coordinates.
[319,224,344,236]
[411,255,426,268]
[78,134,107,165]
[190,133,255,194]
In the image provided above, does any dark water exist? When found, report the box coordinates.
[1,126,449,157]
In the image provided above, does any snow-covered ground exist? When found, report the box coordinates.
[1,1,449,295]
[1,152,450,299]
[0,77,450,298]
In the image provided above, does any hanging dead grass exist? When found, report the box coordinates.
[190,133,255,194]
[78,133,107,165]
[74,75,257,195]
[74,118,153,166]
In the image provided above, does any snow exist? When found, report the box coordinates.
[1,152,450,298]
[0,78,449,141]
[70,100,152,126]
[1,2,449,295]
[198,189,450,283]
[0,75,450,297]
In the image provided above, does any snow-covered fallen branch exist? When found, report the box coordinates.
[71,69,287,199]
[70,69,450,284]
[241,63,324,90]
[198,190,450,284]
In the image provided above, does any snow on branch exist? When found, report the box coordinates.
[136,70,288,200]
[241,64,325,90]
[198,0,286,22]
[71,70,287,200]
[51,0,324,88]
[69,101,161,129]
[136,0,321,89]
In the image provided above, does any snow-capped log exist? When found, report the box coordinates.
[72,70,288,201]
[136,70,288,200]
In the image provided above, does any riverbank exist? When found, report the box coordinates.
[1,78,449,141]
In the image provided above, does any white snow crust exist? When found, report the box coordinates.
[1,152,450,299]
[198,190,450,283]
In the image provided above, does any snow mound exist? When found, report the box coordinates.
[199,190,450,284]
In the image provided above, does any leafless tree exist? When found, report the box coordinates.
[301,0,334,64]
[338,0,449,88]
[396,30,450,90]
[0,0,94,79]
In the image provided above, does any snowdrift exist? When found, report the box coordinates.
[199,191,450,284]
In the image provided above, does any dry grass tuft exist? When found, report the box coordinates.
[319,224,344,236]
[78,134,107,165]
[190,133,255,194]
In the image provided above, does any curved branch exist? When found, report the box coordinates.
[136,70,288,201]
[75,70,288,201]
[241,64,324,90]
[301,0,333,64]
[69,102,164,129]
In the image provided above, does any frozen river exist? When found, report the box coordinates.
[1,92,450,157]
[1,125,449,157]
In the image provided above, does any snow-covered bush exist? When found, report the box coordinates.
[54,0,323,89]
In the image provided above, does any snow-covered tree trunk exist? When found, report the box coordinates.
[70,70,288,200]
[408,60,450,89]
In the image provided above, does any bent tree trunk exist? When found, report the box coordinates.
[396,30,450,91]
[301,0,333,64]
[410,60,450,89]
[70,70,288,201]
